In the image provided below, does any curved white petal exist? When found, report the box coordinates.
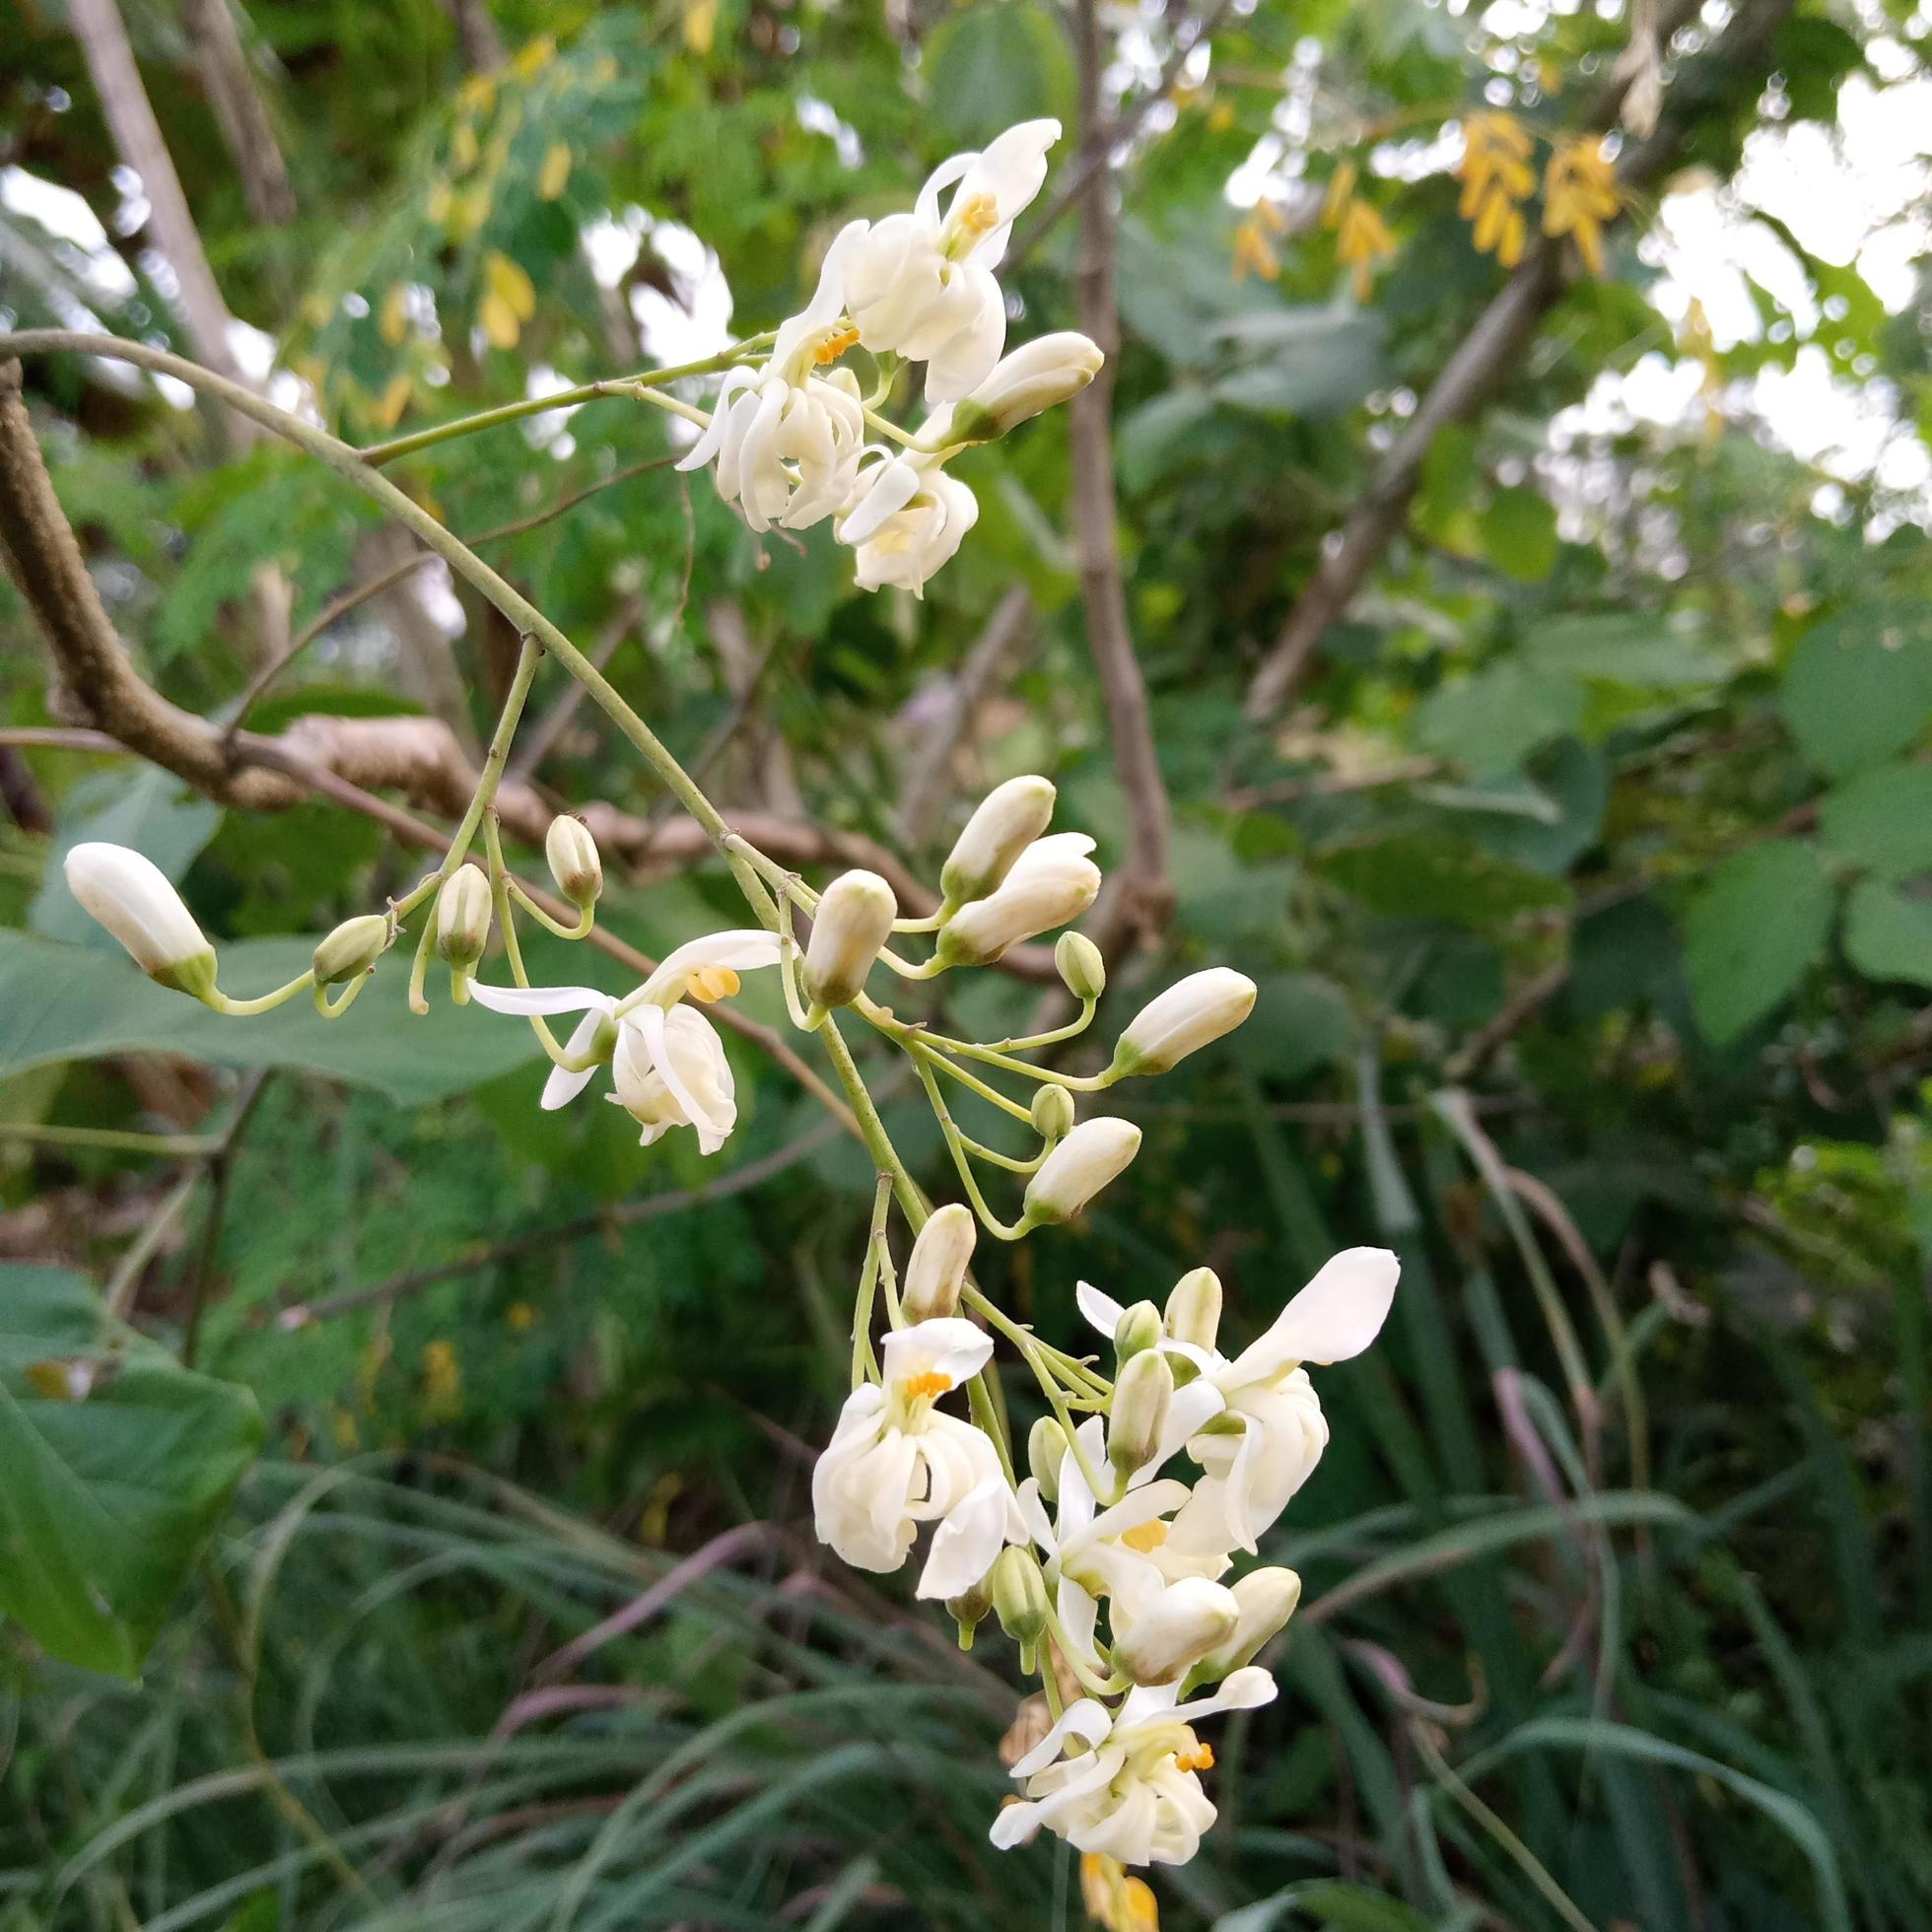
[917,1471,1012,1599]
[540,1006,615,1111]
[636,930,785,1005]
[1009,1696,1113,1779]
[1074,1280,1127,1341]
[1231,1246,1400,1383]
[466,982,613,1018]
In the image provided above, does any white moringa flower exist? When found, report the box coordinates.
[1079,1248,1400,1552]
[835,449,979,597]
[842,118,1062,402]
[677,223,870,533]
[465,930,782,1148]
[940,774,1057,906]
[1024,1116,1140,1224]
[924,331,1105,448]
[901,1202,977,1323]
[811,1318,1024,1598]
[803,867,897,1010]
[1192,1565,1301,1682]
[1111,1575,1241,1687]
[64,842,216,995]
[989,1667,1277,1866]
[1108,968,1259,1079]
[936,832,1101,967]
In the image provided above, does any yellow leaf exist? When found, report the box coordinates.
[301,291,334,329]
[512,34,556,78]
[1229,217,1279,283]
[1321,160,1358,230]
[1207,99,1236,132]
[372,371,414,428]
[451,184,492,237]
[380,284,410,345]
[478,290,521,350]
[456,73,496,116]
[684,0,719,53]
[452,119,479,170]
[485,249,536,320]
[537,141,573,201]
[23,1359,79,1401]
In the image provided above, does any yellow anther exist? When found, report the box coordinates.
[1120,1520,1170,1553]
[1174,1743,1215,1773]
[685,964,741,1001]
[955,191,1000,235]
[814,323,862,365]
[898,1369,954,1402]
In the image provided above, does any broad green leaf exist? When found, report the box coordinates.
[1684,840,1833,1043]
[0,932,543,1104]
[922,4,1073,146]
[1523,612,1726,688]
[1316,832,1567,928]
[1842,878,1932,990]
[1414,662,1582,777]
[1818,762,1932,880]
[1244,971,1359,1081]
[1479,484,1557,583]
[29,768,223,947]
[0,1266,263,1679]
[1781,612,1932,777]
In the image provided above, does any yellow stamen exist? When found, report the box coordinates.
[685,964,741,1001]
[955,191,1000,235]
[1120,1520,1169,1553]
[898,1369,954,1401]
[814,323,861,365]
[1174,1743,1214,1773]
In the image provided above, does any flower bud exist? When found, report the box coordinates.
[992,1546,1049,1646]
[1023,1117,1140,1224]
[1113,1299,1162,1363]
[935,332,1106,446]
[435,867,493,969]
[1109,968,1258,1079]
[1114,1577,1241,1687]
[1166,1266,1223,1352]
[947,1567,998,1649]
[63,843,217,999]
[1195,1567,1302,1681]
[1108,1346,1173,1477]
[804,868,897,1010]
[937,835,1101,968]
[1029,1083,1075,1141]
[902,1202,976,1323]
[1055,931,1106,1001]
[1027,1415,1070,1502]
[312,912,394,986]
[939,775,1056,906]
[545,815,602,909]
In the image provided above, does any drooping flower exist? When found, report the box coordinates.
[1543,135,1621,275]
[835,448,980,596]
[677,223,871,532]
[989,1667,1277,1865]
[841,119,1062,402]
[465,930,781,1149]
[1077,1248,1400,1552]
[811,1318,1024,1597]
[922,331,1105,448]
[63,842,217,996]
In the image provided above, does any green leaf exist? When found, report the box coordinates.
[1684,840,1833,1043]
[1818,762,1932,880]
[1414,662,1583,777]
[1842,879,1932,990]
[1217,1881,1432,1932]
[0,932,543,1104]
[0,1266,263,1679]
[922,4,1073,146]
[1522,612,1726,688]
[1781,611,1932,777]
[1316,832,1567,928]
[1244,972,1359,1081]
[1479,485,1557,583]
[29,768,223,948]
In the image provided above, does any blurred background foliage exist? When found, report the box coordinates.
[1,0,1931,1925]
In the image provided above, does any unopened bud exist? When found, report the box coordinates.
[1108,1346,1173,1477]
[940,775,1056,906]
[935,333,1105,446]
[1023,1117,1140,1225]
[1195,1567,1302,1681]
[1027,1416,1070,1502]
[313,912,394,986]
[1113,1300,1162,1363]
[903,1202,976,1323]
[1166,1267,1223,1352]
[435,867,494,968]
[1109,968,1258,1079]
[992,1546,1049,1646]
[1114,1577,1240,1686]
[937,834,1101,967]
[1029,1083,1075,1141]
[1055,931,1106,1001]
[64,843,218,999]
[804,868,897,1010]
[947,1568,998,1649]
[545,815,602,909]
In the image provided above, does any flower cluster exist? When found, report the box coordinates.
[677,119,1102,596]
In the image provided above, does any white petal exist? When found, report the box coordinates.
[1074,1280,1127,1341]
[1231,1246,1401,1383]
[1009,1696,1113,1779]
[636,930,785,1005]
[466,982,613,1018]
[540,1008,614,1111]
[1144,1378,1226,1475]
[837,456,923,546]
[917,1472,1012,1599]
[1172,1664,1277,1724]
[881,1315,994,1390]
[988,1799,1045,1849]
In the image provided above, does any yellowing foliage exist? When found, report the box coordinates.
[537,141,573,201]
[1543,134,1621,273]
[1458,112,1536,267]
[1230,198,1287,282]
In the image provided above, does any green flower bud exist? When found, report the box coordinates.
[1193,1567,1302,1683]
[1029,1083,1075,1141]
[1108,1346,1174,1478]
[992,1546,1050,1646]
[1027,1415,1070,1502]
[1166,1267,1223,1352]
[1023,1118,1140,1225]
[63,843,217,999]
[902,1202,976,1323]
[545,815,602,909]
[312,912,395,986]
[940,775,1056,906]
[1054,931,1106,1001]
[947,1568,998,1649]
[435,867,493,968]
[1113,1299,1162,1363]
[1108,968,1258,1079]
